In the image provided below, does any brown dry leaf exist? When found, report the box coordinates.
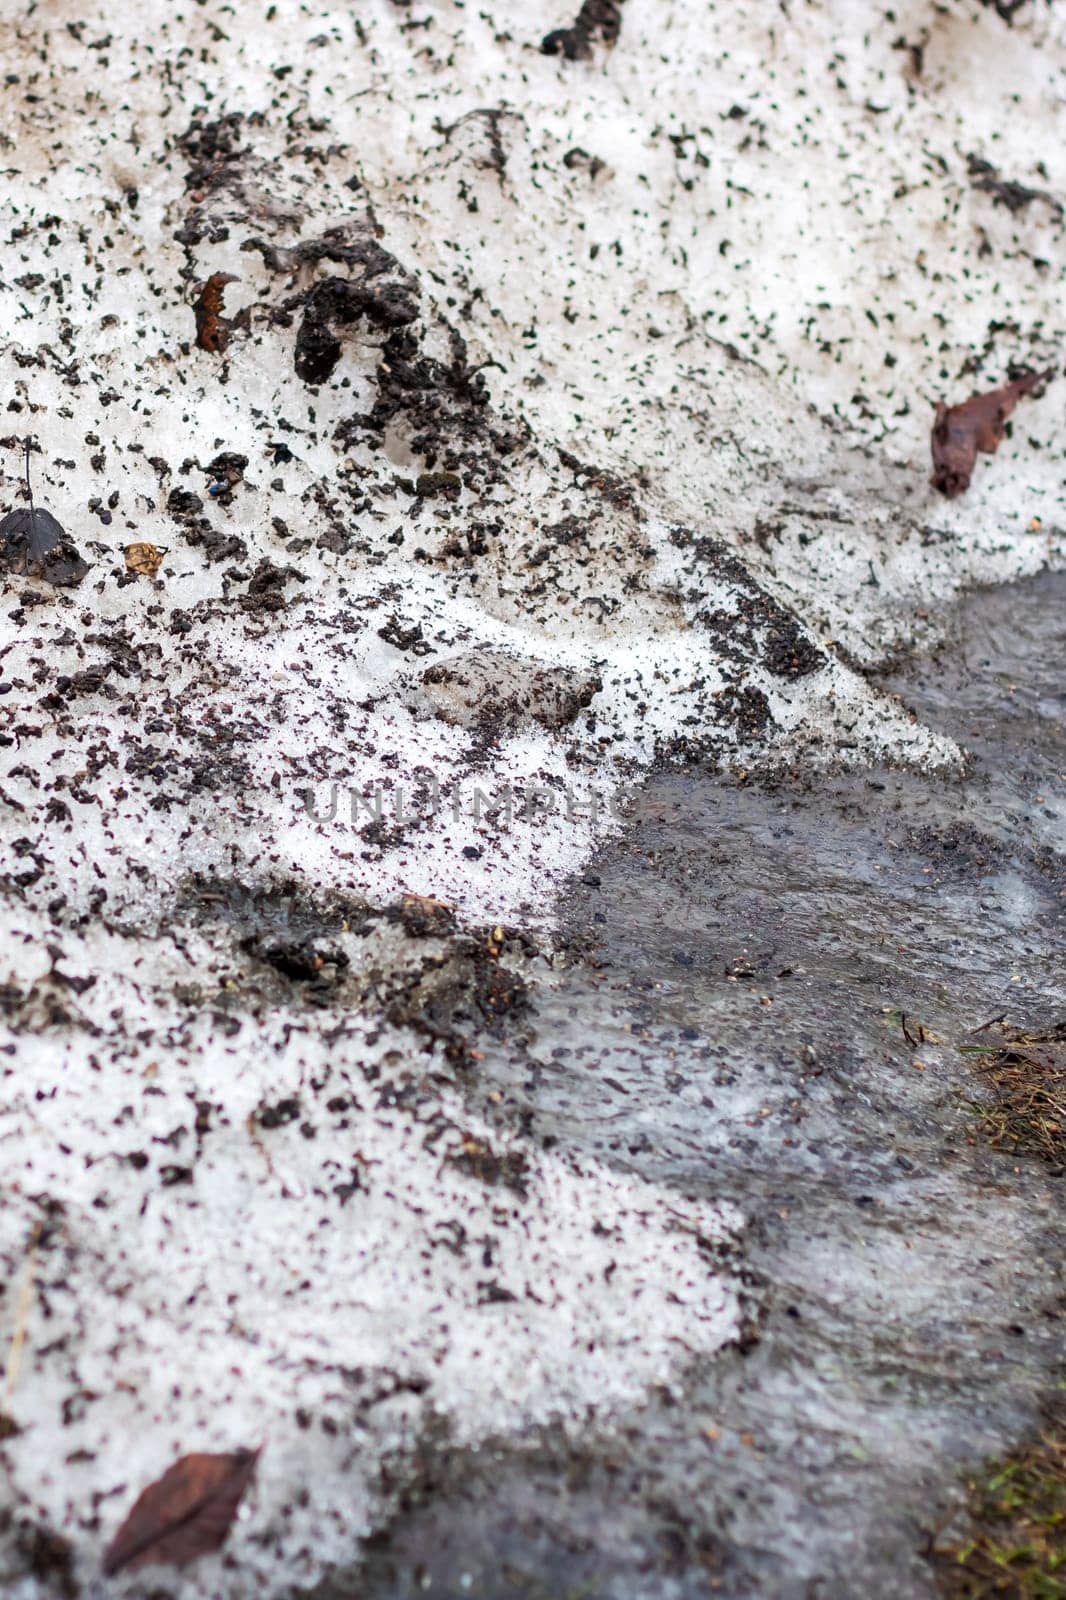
[930,369,1052,497]
[124,542,165,577]
[194,272,238,353]
[102,1446,260,1576]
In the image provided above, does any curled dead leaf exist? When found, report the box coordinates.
[0,506,66,563]
[194,272,238,353]
[102,1446,261,1576]
[125,541,165,577]
[931,369,1052,498]
[0,444,88,586]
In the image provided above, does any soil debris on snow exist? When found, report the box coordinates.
[0,0,1064,1594]
[979,0,1033,23]
[542,1,624,61]
[411,651,602,736]
[967,154,1064,220]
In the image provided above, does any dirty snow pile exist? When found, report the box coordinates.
[0,0,1063,1592]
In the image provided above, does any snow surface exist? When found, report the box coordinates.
[0,0,1062,1591]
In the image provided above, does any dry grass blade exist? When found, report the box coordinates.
[1,1221,42,1436]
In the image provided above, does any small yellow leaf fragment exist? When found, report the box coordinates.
[125,542,165,577]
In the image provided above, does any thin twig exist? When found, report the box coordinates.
[23,437,34,519]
